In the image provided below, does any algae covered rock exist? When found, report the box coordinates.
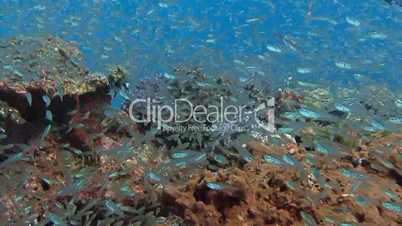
[0,36,126,130]
[0,35,128,97]
[1,36,78,89]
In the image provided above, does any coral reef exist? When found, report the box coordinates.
[0,36,401,226]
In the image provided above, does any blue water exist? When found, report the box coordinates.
[1,0,401,89]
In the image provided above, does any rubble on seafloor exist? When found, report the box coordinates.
[0,36,401,226]
[161,138,402,225]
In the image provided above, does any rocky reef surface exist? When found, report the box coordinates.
[162,137,402,225]
[0,36,401,226]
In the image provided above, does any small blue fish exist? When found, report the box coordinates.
[306,153,317,165]
[105,200,123,215]
[282,154,299,166]
[206,182,228,190]
[171,150,191,159]
[42,95,51,107]
[339,223,357,226]
[170,152,206,168]
[58,178,87,196]
[41,176,55,185]
[25,92,32,106]
[355,195,369,205]
[314,141,336,155]
[335,103,351,113]
[120,184,135,197]
[297,67,312,74]
[45,110,53,122]
[389,117,402,125]
[299,108,320,119]
[300,211,317,226]
[0,152,24,168]
[277,127,294,134]
[341,168,368,180]
[193,153,207,162]
[281,112,300,120]
[395,99,402,109]
[312,168,321,180]
[214,154,229,165]
[322,216,336,224]
[145,171,163,183]
[286,180,297,190]
[108,171,120,178]
[384,190,399,200]
[351,181,362,193]
[372,120,385,130]
[382,201,401,213]
[238,147,254,162]
[48,213,67,226]
[263,154,284,165]
[363,126,377,132]
[365,120,385,132]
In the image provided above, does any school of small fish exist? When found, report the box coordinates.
[0,0,401,225]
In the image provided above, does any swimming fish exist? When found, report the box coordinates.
[206,182,230,190]
[299,107,321,119]
[42,95,51,107]
[266,45,282,53]
[297,68,312,74]
[335,61,352,70]
[345,17,360,27]
[389,117,402,125]
[335,103,351,113]
[263,154,284,165]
